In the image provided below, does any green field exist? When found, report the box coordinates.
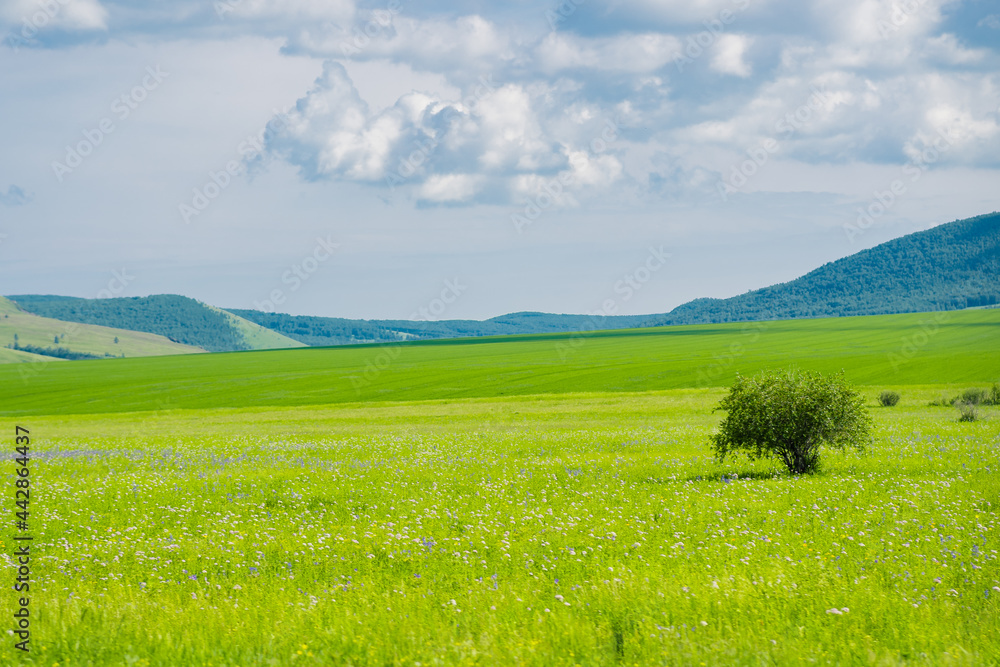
[2,309,998,416]
[3,311,999,665]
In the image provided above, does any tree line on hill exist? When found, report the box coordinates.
[6,211,998,351]
[651,212,1000,326]
[226,310,654,347]
[6,295,250,352]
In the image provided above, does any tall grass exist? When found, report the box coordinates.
[10,391,999,665]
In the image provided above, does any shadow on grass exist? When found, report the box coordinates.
[640,470,786,484]
[696,470,787,483]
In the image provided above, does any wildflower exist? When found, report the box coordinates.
[826,608,842,615]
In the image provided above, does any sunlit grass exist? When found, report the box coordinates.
[6,389,998,665]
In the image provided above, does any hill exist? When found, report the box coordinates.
[7,212,999,351]
[226,309,653,346]
[652,212,1000,326]
[0,296,205,362]
[1,309,997,416]
[6,294,304,353]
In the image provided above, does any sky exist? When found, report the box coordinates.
[0,0,998,320]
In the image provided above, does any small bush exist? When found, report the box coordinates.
[960,388,988,405]
[988,383,1000,406]
[957,402,979,422]
[878,391,900,407]
[929,394,953,407]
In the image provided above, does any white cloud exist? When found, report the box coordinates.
[417,173,483,203]
[923,33,987,64]
[219,0,354,22]
[535,32,683,73]
[43,0,993,204]
[284,13,513,78]
[711,34,753,77]
[262,62,572,203]
[2,0,109,32]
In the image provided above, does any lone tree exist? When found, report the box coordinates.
[711,369,872,475]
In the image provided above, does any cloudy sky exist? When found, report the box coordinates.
[1,0,998,320]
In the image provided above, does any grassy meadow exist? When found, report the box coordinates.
[1,310,998,665]
[2,309,998,416]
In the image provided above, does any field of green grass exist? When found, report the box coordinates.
[5,387,999,665]
[2,310,998,665]
[2,309,998,416]
[0,297,205,362]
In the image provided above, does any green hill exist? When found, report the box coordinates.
[0,296,205,362]
[652,212,1000,326]
[1,309,997,416]
[7,212,999,352]
[6,294,303,353]
[226,310,653,346]
[0,346,66,364]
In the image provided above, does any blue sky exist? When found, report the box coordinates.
[1,0,998,319]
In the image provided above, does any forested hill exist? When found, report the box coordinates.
[225,310,653,347]
[5,295,301,353]
[8,212,998,352]
[651,212,1000,326]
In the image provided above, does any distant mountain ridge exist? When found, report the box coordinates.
[650,211,1000,326]
[6,211,999,357]
[227,310,653,347]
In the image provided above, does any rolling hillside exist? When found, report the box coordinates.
[6,294,304,353]
[227,310,653,346]
[1,309,997,416]
[7,212,999,352]
[652,212,1000,326]
[0,296,205,361]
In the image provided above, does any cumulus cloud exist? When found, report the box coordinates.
[260,60,634,205]
[21,0,998,202]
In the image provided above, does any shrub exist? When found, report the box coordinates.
[929,394,953,407]
[957,402,979,422]
[988,383,1000,406]
[711,369,873,475]
[878,391,900,407]
[960,388,988,405]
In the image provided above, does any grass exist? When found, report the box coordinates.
[3,311,999,664]
[207,304,306,351]
[0,297,205,362]
[2,309,999,416]
[6,389,999,665]
[0,346,64,364]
